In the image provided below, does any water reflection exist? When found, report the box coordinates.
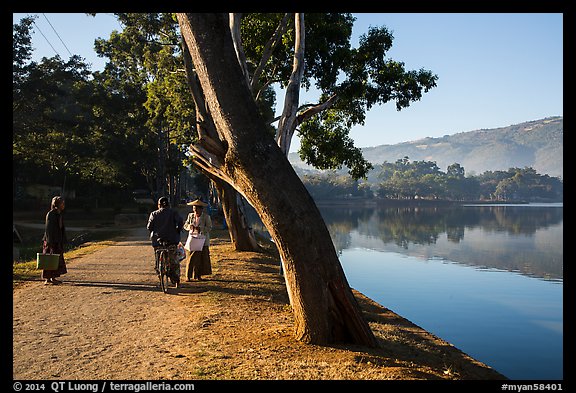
[319,204,563,281]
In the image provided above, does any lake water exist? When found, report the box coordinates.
[318,202,563,380]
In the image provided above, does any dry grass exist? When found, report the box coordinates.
[175,231,507,380]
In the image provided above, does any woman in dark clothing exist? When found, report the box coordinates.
[42,196,68,285]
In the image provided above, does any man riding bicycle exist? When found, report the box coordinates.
[147,196,184,288]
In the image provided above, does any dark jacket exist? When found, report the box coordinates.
[147,207,183,246]
[43,209,67,245]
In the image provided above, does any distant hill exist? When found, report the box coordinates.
[289,116,563,179]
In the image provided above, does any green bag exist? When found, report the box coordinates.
[37,253,60,270]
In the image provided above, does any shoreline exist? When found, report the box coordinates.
[312,198,565,208]
[13,222,509,380]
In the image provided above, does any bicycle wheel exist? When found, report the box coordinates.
[159,250,170,293]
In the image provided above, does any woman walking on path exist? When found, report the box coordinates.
[183,199,212,281]
[41,196,68,285]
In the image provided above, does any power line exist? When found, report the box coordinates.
[31,17,60,57]
[42,13,73,58]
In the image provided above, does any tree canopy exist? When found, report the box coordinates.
[14,13,439,205]
[300,158,563,202]
[13,14,197,207]
[238,13,438,179]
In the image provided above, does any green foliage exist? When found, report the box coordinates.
[12,13,192,205]
[339,26,437,117]
[298,110,373,179]
[241,14,438,180]
[374,158,562,201]
[300,157,562,202]
[14,13,441,204]
[479,167,563,201]
[13,22,103,192]
[13,16,35,84]
[301,171,371,200]
[93,13,190,180]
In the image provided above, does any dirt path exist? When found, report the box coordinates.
[13,227,196,379]
[13,227,507,381]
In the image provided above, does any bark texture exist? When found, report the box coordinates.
[214,180,260,251]
[181,33,259,252]
[177,13,377,347]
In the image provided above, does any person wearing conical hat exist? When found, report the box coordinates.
[183,199,212,281]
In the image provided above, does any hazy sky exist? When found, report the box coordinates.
[13,12,563,152]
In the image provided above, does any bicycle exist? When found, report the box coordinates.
[154,239,179,293]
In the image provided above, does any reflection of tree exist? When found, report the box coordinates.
[381,205,562,245]
[478,206,563,235]
[319,204,563,280]
[446,226,465,243]
[320,207,371,252]
[325,224,352,253]
[374,208,443,248]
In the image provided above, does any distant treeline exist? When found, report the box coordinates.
[301,157,563,202]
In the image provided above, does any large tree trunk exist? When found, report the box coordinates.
[213,179,260,251]
[177,13,377,347]
[180,36,260,252]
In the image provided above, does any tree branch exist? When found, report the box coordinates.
[229,13,251,89]
[276,13,305,155]
[189,143,230,183]
[254,78,274,103]
[296,94,339,124]
[180,35,228,158]
[250,13,290,94]
[255,69,283,102]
